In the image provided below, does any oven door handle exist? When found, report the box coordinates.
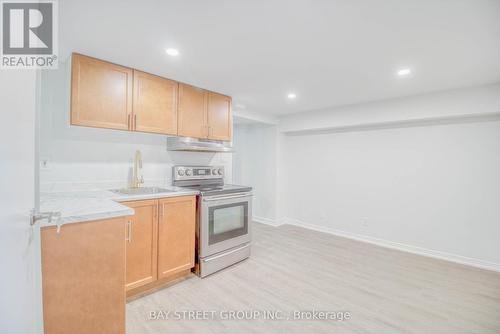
[203,193,253,202]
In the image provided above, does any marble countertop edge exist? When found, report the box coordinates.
[40,188,200,228]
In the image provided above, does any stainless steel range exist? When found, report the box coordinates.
[172,166,252,277]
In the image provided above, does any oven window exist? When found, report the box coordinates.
[209,202,248,245]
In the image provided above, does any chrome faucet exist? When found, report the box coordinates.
[131,150,144,188]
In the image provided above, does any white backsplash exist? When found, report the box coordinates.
[40,154,233,193]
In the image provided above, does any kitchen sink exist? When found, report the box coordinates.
[110,187,174,196]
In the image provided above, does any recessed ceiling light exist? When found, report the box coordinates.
[397,68,411,76]
[165,48,179,56]
[287,93,297,99]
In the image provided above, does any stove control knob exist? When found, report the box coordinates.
[217,169,223,175]
[178,169,185,176]
[212,168,218,175]
[185,169,192,176]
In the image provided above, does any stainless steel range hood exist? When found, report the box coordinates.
[167,137,233,152]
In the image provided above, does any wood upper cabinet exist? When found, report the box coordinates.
[133,70,178,135]
[123,199,158,291]
[177,84,233,141]
[157,196,196,279]
[207,92,232,141]
[41,217,126,334]
[71,53,133,130]
[177,83,208,139]
[70,53,232,140]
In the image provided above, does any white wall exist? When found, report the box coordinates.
[233,84,500,270]
[0,71,40,333]
[233,109,279,125]
[283,121,500,267]
[40,58,232,192]
[233,123,279,223]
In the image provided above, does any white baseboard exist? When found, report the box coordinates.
[252,216,285,227]
[282,217,500,273]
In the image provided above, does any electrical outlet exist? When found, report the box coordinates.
[40,157,52,170]
[361,219,368,227]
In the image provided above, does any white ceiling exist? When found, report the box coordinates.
[60,0,500,115]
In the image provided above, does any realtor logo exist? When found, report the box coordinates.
[1,0,58,68]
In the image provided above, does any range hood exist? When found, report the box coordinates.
[167,137,233,152]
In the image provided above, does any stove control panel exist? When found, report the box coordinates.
[173,165,224,181]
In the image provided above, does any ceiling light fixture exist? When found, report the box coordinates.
[165,48,180,56]
[397,68,411,76]
[287,93,297,99]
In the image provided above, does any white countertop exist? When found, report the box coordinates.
[40,187,199,228]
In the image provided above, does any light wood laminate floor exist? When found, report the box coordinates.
[127,223,500,334]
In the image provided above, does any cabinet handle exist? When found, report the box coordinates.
[134,114,137,130]
[159,204,163,219]
[127,114,131,129]
[127,220,133,243]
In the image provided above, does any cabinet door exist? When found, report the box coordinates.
[207,92,232,141]
[123,199,158,291]
[157,196,196,279]
[41,217,126,334]
[71,53,133,130]
[133,70,178,135]
[177,83,208,139]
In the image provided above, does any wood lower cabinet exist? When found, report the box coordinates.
[40,196,196,332]
[122,195,196,298]
[177,83,208,139]
[41,217,127,334]
[133,70,178,135]
[123,199,158,291]
[157,196,196,278]
[207,92,232,141]
[71,53,133,131]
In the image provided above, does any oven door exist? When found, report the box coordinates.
[200,192,252,257]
